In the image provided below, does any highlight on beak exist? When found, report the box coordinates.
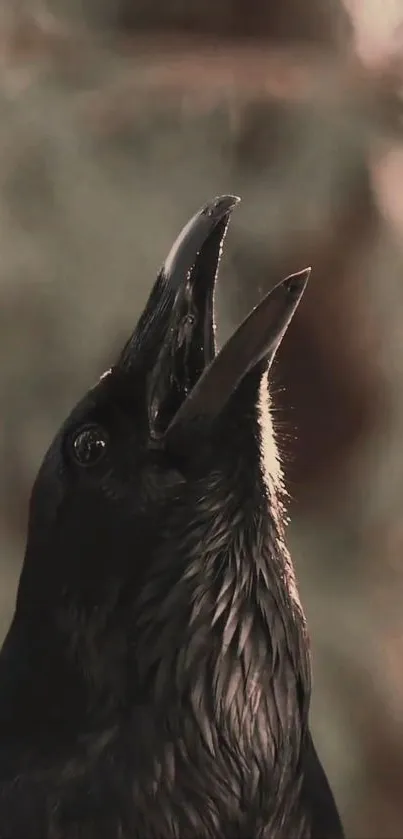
[162,194,240,288]
[165,267,310,437]
[116,195,240,435]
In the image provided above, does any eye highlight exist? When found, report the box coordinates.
[70,425,109,468]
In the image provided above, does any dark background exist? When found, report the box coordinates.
[1,1,403,835]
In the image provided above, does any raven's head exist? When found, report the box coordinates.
[10,196,310,743]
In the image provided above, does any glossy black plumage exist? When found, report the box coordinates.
[0,196,344,838]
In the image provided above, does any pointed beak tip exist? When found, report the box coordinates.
[282,266,311,297]
[202,194,241,221]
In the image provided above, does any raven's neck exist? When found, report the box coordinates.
[134,466,311,827]
[0,585,127,768]
[0,612,85,746]
[0,483,312,837]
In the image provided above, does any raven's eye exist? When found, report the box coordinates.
[70,425,109,467]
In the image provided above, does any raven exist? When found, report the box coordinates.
[0,195,344,839]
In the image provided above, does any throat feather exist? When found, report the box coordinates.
[256,370,304,616]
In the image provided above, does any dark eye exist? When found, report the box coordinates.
[70,424,109,467]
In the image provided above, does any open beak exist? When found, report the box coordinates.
[117,194,309,442]
[165,266,310,439]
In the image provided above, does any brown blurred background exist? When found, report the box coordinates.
[1,0,403,835]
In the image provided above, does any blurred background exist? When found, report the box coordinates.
[1,0,403,835]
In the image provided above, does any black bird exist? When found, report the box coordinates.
[0,196,344,839]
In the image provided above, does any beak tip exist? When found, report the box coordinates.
[282,267,311,297]
[202,194,241,220]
